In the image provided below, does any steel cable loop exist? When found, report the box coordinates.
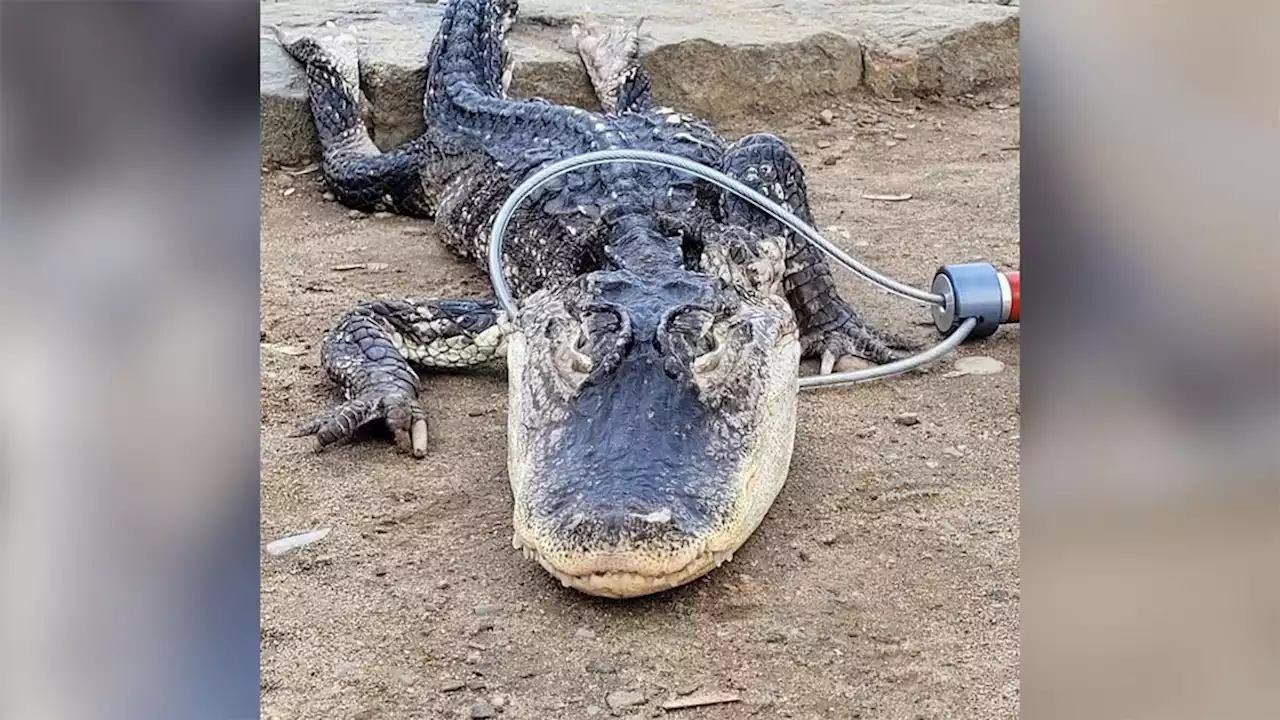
[487,150,960,388]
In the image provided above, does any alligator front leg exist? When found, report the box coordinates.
[719,133,918,371]
[292,298,509,457]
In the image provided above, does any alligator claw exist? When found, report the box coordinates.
[292,392,429,458]
[818,349,876,375]
[804,320,921,370]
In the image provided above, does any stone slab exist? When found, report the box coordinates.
[261,0,1018,165]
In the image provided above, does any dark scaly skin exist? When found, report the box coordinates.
[277,1,908,440]
[278,1,917,596]
[291,298,506,456]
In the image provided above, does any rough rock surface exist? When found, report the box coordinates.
[260,0,1018,164]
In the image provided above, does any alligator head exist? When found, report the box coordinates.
[506,230,801,598]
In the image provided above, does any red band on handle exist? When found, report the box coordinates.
[1004,271,1020,323]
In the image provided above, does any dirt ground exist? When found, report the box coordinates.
[260,94,1021,720]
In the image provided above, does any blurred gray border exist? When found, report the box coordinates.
[1,2,261,719]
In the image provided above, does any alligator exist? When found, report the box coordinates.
[277,0,916,598]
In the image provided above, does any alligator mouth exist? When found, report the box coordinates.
[512,533,736,599]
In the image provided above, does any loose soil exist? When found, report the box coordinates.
[260,94,1020,720]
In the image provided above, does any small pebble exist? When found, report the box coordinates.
[322,192,336,201]
[606,690,646,710]
[816,140,833,149]
[491,695,507,710]
[586,659,617,674]
[892,133,908,141]
[347,209,365,219]
[818,109,835,125]
[575,628,596,640]
[885,140,899,148]
[473,603,502,617]
[820,534,837,546]
[373,211,393,219]
[437,580,451,590]
[925,460,940,469]
[943,446,965,458]
[586,706,602,716]
[894,413,921,426]
[822,155,840,166]
[282,187,296,197]
[470,699,495,719]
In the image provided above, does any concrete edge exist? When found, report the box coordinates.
[261,13,1019,166]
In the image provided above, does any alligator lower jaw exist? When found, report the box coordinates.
[513,537,735,599]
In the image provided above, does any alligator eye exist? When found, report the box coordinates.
[569,329,594,374]
[692,331,724,374]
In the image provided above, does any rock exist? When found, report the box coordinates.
[821,155,840,166]
[894,412,921,426]
[586,659,617,674]
[815,140,832,149]
[575,627,597,640]
[859,4,1019,99]
[353,710,377,720]
[470,699,496,719]
[943,446,965,458]
[436,580,450,589]
[585,706,602,717]
[946,356,1006,377]
[818,109,836,125]
[261,0,1017,165]
[473,603,502,617]
[490,695,507,711]
[606,690,646,710]
[373,211,393,219]
[322,192,336,201]
[347,209,366,219]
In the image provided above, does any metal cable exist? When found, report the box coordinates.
[486,150,961,389]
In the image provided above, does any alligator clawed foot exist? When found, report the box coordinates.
[805,321,923,375]
[572,14,645,114]
[291,392,429,458]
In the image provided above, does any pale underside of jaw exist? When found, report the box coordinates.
[513,536,737,599]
